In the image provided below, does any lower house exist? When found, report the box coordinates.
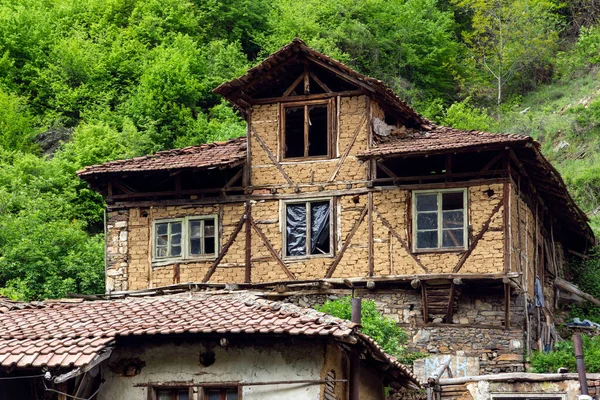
[0,292,419,400]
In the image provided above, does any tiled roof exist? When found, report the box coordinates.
[359,126,533,158]
[77,137,247,177]
[0,293,418,387]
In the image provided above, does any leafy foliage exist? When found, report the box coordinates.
[316,296,424,364]
[531,335,600,373]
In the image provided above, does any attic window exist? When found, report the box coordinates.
[282,101,331,159]
[413,189,467,252]
[284,199,332,257]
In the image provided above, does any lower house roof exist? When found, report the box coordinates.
[0,292,420,388]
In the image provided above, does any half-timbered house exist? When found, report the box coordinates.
[77,39,596,386]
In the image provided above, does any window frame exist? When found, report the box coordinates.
[152,215,219,266]
[412,188,468,253]
[282,198,335,260]
[202,386,242,400]
[154,387,193,400]
[280,99,333,161]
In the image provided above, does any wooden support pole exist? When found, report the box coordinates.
[421,285,429,324]
[368,192,374,277]
[245,202,252,283]
[503,182,510,273]
[504,283,511,328]
[446,283,456,324]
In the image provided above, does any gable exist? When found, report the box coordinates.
[214,39,427,129]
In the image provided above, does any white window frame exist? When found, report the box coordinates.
[412,188,468,252]
[152,215,218,266]
[282,198,334,260]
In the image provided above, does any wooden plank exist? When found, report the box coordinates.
[250,219,296,280]
[202,209,247,282]
[250,90,363,105]
[328,113,367,182]
[304,105,309,157]
[324,205,368,278]
[251,127,296,187]
[245,203,252,283]
[368,192,374,277]
[453,199,504,273]
[439,373,600,386]
[375,209,430,273]
[245,110,252,186]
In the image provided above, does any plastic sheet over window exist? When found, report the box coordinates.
[286,201,331,256]
[286,203,307,256]
[310,201,330,254]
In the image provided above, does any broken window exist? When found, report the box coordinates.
[283,101,330,159]
[285,200,332,257]
[155,221,182,258]
[413,190,466,251]
[156,388,190,400]
[205,388,239,400]
[153,216,218,263]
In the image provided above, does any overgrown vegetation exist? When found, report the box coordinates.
[531,335,600,373]
[0,0,599,299]
[316,296,424,364]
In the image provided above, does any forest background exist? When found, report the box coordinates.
[1,0,600,302]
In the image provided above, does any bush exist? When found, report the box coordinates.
[439,98,498,131]
[565,251,600,321]
[316,296,424,364]
[531,335,600,373]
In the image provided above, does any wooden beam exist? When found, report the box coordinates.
[554,277,600,305]
[453,199,504,273]
[309,72,332,93]
[481,151,506,172]
[376,161,397,179]
[503,182,510,274]
[329,113,367,182]
[303,64,310,94]
[368,192,374,277]
[504,283,511,328]
[245,203,252,283]
[203,209,247,282]
[250,90,363,105]
[251,127,296,187]
[282,73,305,97]
[244,110,252,187]
[439,372,600,386]
[375,209,430,273]
[421,285,429,324]
[325,205,369,278]
[445,283,456,323]
[224,168,244,190]
[250,219,296,280]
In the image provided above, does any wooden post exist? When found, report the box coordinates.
[504,283,511,328]
[421,285,429,324]
[245,110,252,188]
[368,191,374,277]
[245,202,252,283]
[503,182,510,273]
[446,283,456,323]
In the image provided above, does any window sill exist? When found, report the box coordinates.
[152,256,217,268]
[283,253,334,262]
[280,157,336,164]
[412,248,467,255]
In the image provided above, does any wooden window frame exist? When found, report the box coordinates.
[201,386,242,400]
[154,387,194,400]
[412,188,468,253]
[279,98,334,161]
[152,215,219,267]
[281,198,334,260]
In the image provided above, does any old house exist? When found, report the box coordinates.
[74,39,597,397]
[0,293,419,399]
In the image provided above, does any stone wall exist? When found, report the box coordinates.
[281,289,527,377]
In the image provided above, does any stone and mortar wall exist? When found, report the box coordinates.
[98,340,348,400]
[282,290,527,377]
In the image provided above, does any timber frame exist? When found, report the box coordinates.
[78,39,596,368]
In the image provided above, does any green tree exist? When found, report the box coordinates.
[452,0,560,104]
[316,296,423,364]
